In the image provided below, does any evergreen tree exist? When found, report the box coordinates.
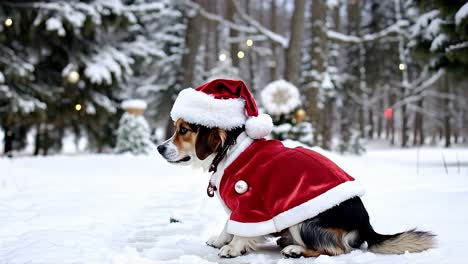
[412,0,468,69]
[261,80,314,146]
[0,0,176,154]
[115,112,155,155]
[131,0,186,124]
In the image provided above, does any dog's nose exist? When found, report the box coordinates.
[157,144,166,155]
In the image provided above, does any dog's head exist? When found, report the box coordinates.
[157,119,227,167]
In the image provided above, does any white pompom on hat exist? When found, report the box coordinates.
[170,79,273,139]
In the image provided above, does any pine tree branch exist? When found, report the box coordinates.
[445,41,468,53]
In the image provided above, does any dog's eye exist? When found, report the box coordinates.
[179,127,188,135]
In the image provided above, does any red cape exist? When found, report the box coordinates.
[214,137,364,237]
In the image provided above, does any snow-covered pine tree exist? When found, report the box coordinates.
[115,99,155,155]
[0,0,167,154]
[362,0,398,141]
[410,0,468,146]
[131,0,186,126]
[261,80,313,146]
[412,0,468,69]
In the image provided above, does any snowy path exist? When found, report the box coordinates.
[1,145,467,264]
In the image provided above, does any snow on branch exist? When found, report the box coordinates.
[391,69,445,110]
[411,68,445,95]
[230,0,289,48]
[327,20,410,44]
[455,2,468,26]
[446,41,468,53]
[227,34,268,43]
[185,0,256,34]
[125,2,165,12]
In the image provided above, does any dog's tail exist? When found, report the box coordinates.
[366,228,436,254]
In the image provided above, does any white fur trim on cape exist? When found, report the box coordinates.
[211,132,253,215]
[245,113,273,139]
[226,180,365,237]
[170,88,246,130]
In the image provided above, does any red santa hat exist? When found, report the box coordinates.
[170,79,273,139]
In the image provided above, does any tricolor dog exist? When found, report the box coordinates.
[157,79,435,258]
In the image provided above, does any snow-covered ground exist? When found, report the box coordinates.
[1,143,467,264]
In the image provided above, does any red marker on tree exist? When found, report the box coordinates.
[384,108,393,119]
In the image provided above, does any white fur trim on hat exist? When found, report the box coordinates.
[170,88,246,129]
[245,113,273,139]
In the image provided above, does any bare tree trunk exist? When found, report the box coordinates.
[368,109,374,138]
[443,74,451,148]
[395,0,409,148]
[180,8,202,88]
[339,98,352,153]
[401,104,409,147]
[226,0,240,67]
[269,0,278,80]
[377,101,383,138]
[34,123,42,156]
[387,92,396,145]
[284,0,306,85]
[413,99,424,146]
[3,126,13,155]
[167,4,203,139]
[214,2,220,59]
[246,0,255,91]
[321,100,334,150]
[42,125,49,156]
[320,1,340,150]
[306,0,327,146]
[203,0,217,72]
[359,107,365,138]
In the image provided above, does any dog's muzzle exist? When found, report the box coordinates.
[157,143,191,164]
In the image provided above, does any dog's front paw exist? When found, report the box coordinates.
[206,235,229,249]
[281,245,305,258]
[276,236,293,248]
[218,244,247,258]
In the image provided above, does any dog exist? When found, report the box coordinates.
[157,119,436,258]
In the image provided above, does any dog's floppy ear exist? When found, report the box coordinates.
[195,126,226,160]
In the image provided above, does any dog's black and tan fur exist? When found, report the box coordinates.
[158,120,436,258]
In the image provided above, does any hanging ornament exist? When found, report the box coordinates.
[295,108,306,123]
[261,79,301,115]
[384,108,393,120]
[67,71,80,84]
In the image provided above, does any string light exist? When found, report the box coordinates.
[75,104,82,111]
[4,17,13,27]
[399,63,406,71]
[67,71,80,84]
[237,51,245,59]
[246,39,253,47]
[218,53,227,62]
